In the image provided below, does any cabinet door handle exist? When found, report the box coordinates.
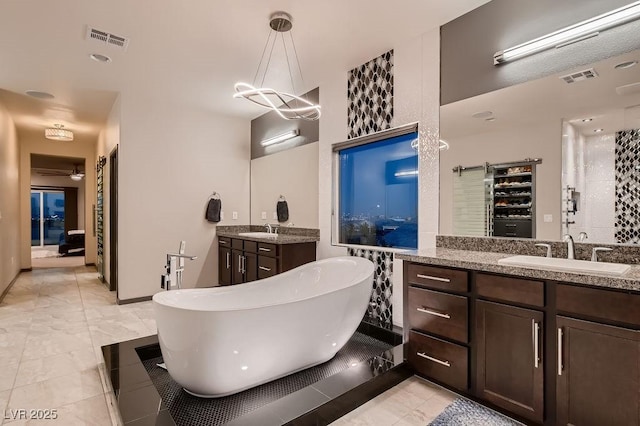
[226,252,230,269]
[242,256,246,274]
[532,320,540,369]
[416,274,450,283]
[557,328,563,376]
[238,255,242,273]
[417,307,451,319]
[259,266,271,272]
[219,240,227,245]
[259,247,271,252]
[417,352,450,367]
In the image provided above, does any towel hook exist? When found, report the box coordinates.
[278,195,286,201]
[210,192,220,200]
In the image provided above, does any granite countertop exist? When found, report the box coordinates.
[397,248,640,293]
[217,230,319,245]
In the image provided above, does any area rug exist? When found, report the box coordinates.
[428,398,521,425]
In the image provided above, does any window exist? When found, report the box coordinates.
[333,124,418,249]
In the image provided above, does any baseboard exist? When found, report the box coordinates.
[20,267,32,272]
[0,271,21,304]
[117,295,152,305]
[85,262,96,266]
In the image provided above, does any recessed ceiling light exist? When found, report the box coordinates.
[25,90,54,99]
[581,118,593,122]
[90,53,111,63]
[472,111,493,119]
[615,60,638,69]
[594,128,604,133]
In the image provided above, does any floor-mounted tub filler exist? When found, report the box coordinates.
[152,256,374,398]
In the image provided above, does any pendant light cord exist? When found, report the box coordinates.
[252,30,274,86]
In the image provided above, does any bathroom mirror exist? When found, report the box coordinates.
[249,142,319,228]
[439,48,640,244]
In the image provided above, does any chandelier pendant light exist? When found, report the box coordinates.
[45,124,74,141]
[234,12,321,121]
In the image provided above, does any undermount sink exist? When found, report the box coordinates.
[497,255,630,277]
[237,232,278,239]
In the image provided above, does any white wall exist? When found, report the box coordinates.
[250,142,319,228]
[97,95,121,285]
[116,93,250,301]
[30,172,85,230]
[440,121,562,240]
[19,130,97,269]
[0,102,20,295]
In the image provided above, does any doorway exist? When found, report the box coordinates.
[30,154,86,269]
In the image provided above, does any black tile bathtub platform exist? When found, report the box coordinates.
[102,332,410,425]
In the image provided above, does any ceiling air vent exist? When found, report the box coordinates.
[559,68,599,84]
[85,26,130,51]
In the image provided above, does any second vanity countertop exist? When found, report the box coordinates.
[217,230,319,245]
[397,248,640,293]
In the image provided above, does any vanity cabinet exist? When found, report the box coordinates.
[404,260,640,425]
[218,236,316,286]
[405,264,470,392]
[556,284,640,426]
[476,300,544,423]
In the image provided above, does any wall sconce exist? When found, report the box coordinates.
[494,1,640,65]
[261,129,299,146]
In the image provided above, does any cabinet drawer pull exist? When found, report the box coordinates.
[259,266,271,272]
[416,274,450,283]
[416,307,451,319]
[505,224,517,228]
[417,352,450,367]
[532,320,540,369]
[505,232,517,237]
[259,248,272,252]
[219,240,228,245]
[557,328,563,376]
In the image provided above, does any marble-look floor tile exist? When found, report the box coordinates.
[0,389,10,423]
[8,369,104,411]
[0,362,19,392]
[4,394,113,426]
[14,349,98,387]
[21,331,93,361]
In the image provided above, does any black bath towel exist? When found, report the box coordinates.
[276,200,289,222]
[205,198,221,223]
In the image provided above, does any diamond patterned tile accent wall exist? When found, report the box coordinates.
[348,248,393,327]
[615,129,640,243]
[347,50,394,139]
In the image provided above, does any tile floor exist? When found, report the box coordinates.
[0,265,457,426]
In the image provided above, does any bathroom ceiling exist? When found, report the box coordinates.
[0,0,489,139]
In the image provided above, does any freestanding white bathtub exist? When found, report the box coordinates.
[152,256,374,397]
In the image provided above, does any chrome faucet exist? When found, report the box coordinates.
[162,253,197,291]
[563,234,575,259]
[265,223,273,233]
[578,231,588,242]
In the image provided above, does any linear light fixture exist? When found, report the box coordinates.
[260,129,299,146]
[394,170,418,177]
[494,1,640,65]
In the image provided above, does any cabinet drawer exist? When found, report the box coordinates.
[407,264,468,293]
[408,287,468,343]
[493,219,532,238]
[231,239,243,250]
[557,284,640,327]
[408,331,468,391]
[257,242,277,258]
[243,241,258,254]
[258,256,277,279]
[476,273,544,307]
[218,237,231,247]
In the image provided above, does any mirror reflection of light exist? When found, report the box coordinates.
[241,366,248,371]
[332,342,337,347]
[394,170,418,177]
[233,350,239,355]
[351,362,358,367]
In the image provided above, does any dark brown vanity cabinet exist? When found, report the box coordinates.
[404,261,640,425]
[556,284,640,426]
[405,264,470,392]
[476,301,544,423]
[218,236,316,286]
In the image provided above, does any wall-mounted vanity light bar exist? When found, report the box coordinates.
[260,129,299,146]
[494,1,640,65]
